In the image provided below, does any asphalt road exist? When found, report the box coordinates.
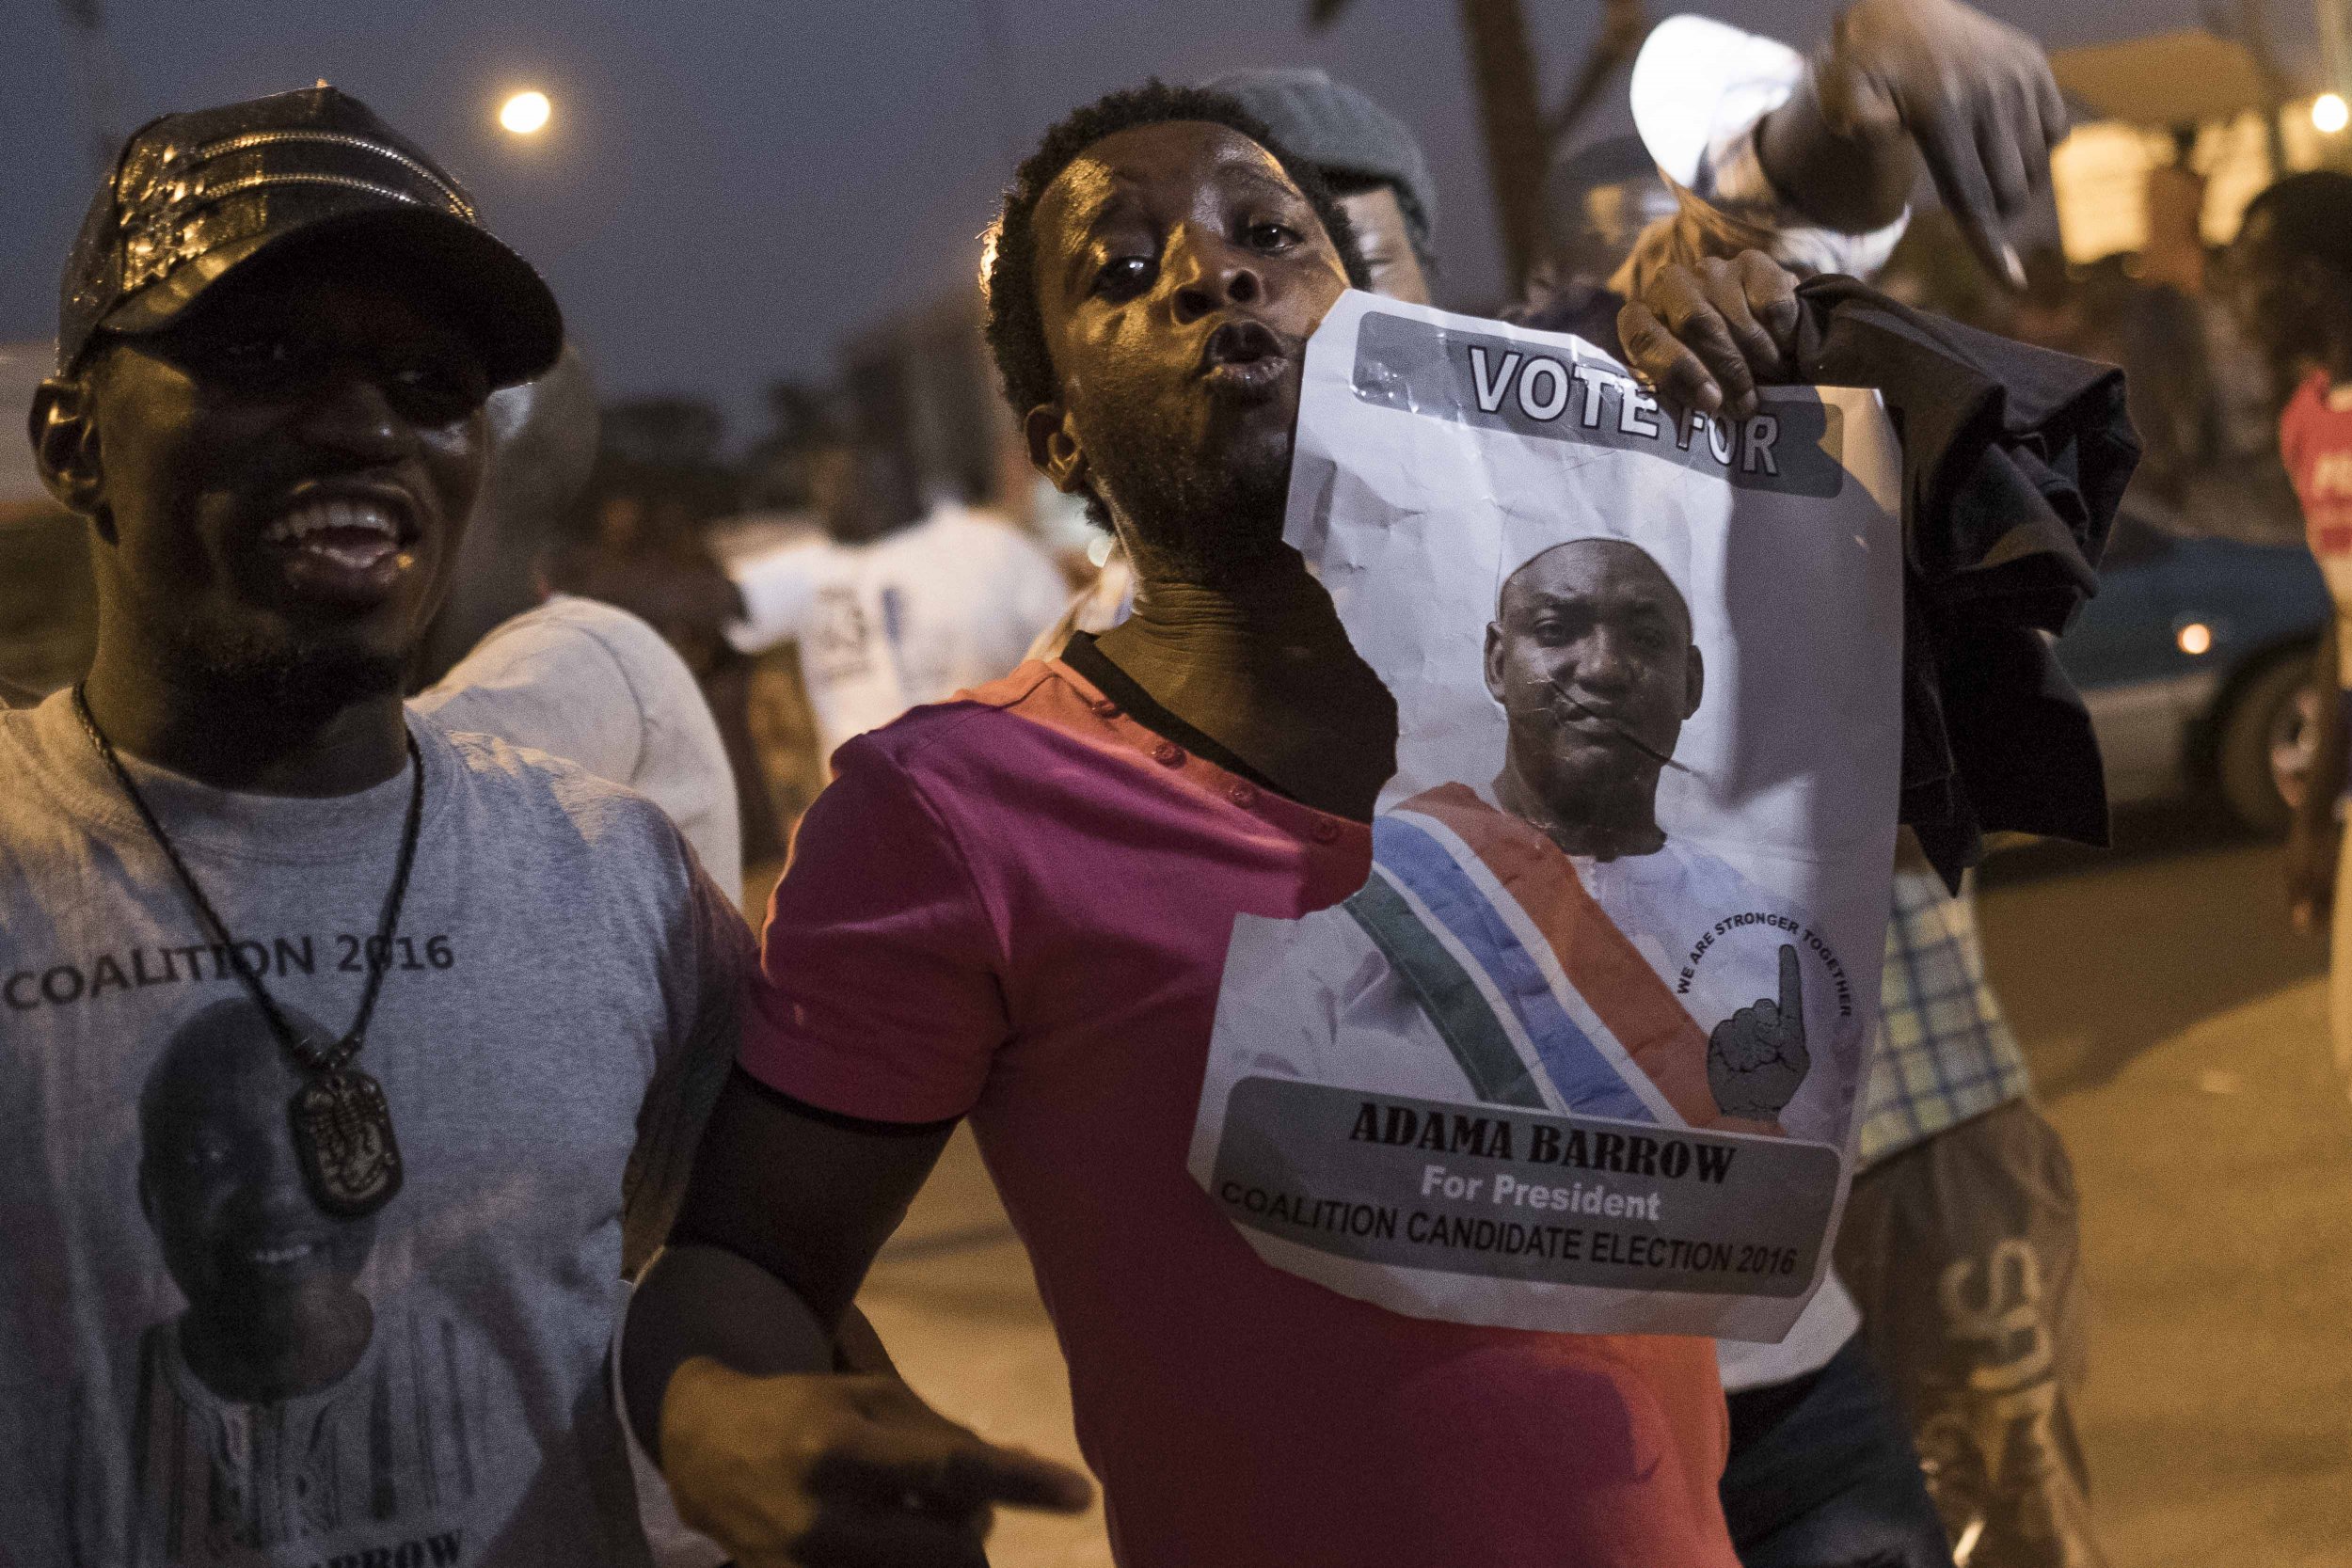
[847,803,2352,1568]
[1977,807,2352,1568]
[1976,802,2331,1099]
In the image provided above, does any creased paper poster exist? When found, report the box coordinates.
[1186,292,1905,1341]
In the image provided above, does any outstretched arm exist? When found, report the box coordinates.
[1756,0,2067,285]
[623,1073,1091,1566]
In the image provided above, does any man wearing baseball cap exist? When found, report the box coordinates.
[4,86,747,1566]
[1206,67,1439,306]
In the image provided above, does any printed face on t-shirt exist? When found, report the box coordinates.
[1486,538,1702,823]
[137,996,378,1399]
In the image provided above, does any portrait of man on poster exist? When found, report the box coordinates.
[1224,528,1831,1135]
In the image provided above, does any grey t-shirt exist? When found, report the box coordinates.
[413,594,744,901]
[0,692,749,1568]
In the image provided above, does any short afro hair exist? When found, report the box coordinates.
[2243,170,2352,278]
[982,80,1370,422]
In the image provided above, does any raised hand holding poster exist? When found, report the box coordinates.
[1187,292,1906,1342]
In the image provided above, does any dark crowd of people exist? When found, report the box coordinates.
[3,0,2347,1564]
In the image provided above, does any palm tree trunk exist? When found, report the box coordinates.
[1456,0,1550,293]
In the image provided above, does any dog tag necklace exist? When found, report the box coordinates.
[74,685,421,1218]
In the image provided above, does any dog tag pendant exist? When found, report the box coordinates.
[289,1066,404,1217]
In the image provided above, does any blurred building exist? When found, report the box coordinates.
[838,293,1035,521]
[1858,27,2343,546]
[2047,27,2340,263]
[0,341,94,702]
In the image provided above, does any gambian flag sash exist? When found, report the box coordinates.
[1343,783,1746,1133]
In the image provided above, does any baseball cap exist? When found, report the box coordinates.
[1204,68,1438,263]
[57,84,561,385]
[1627,15,1805,191]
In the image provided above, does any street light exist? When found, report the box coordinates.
[499,89,551,135]
[2315,91,2349,134]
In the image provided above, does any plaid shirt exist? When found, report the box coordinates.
[1857,850,2033,1166]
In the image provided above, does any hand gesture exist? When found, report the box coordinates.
[660,1357,1093,1567]
[1617,251,1801,423]
[1708,944,1812,1117]
[1819,0,2068,288]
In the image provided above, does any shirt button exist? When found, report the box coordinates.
[1311,819,1342,844]
[1090,699,1121,719]
[1227,781,1259,808]
[1152,741,1185,767]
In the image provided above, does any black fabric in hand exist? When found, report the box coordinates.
[1511,272,2138,888]
[1789,275,2140,887]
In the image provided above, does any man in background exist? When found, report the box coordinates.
[2245,174,2352,1079]
[726,419,1068,763]
[1551,13,2113,1565]
[410,344,742,898]
[561,465,784,869]
[1211,67,1438,308]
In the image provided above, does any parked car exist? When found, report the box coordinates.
[2056,502,2330,833]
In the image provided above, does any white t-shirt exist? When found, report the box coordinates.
[0,696,747,1567]
[412,594,742,900]
[724,505,1068,757]
[1231,820,1861,1390]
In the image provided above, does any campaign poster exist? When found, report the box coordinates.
[1187,292,1905,1342]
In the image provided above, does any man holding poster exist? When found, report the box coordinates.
[626,82,2126,1568]
[628,85,1830,1567]
[1188,286,1902,1357]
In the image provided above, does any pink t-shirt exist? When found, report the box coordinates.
[742,657,1737,1568]
[2283,368,2352,687]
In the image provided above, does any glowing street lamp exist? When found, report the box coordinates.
[2315,92,2349,135]
[499,90,551,135]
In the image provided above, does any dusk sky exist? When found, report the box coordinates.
[2,0,2304,441]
